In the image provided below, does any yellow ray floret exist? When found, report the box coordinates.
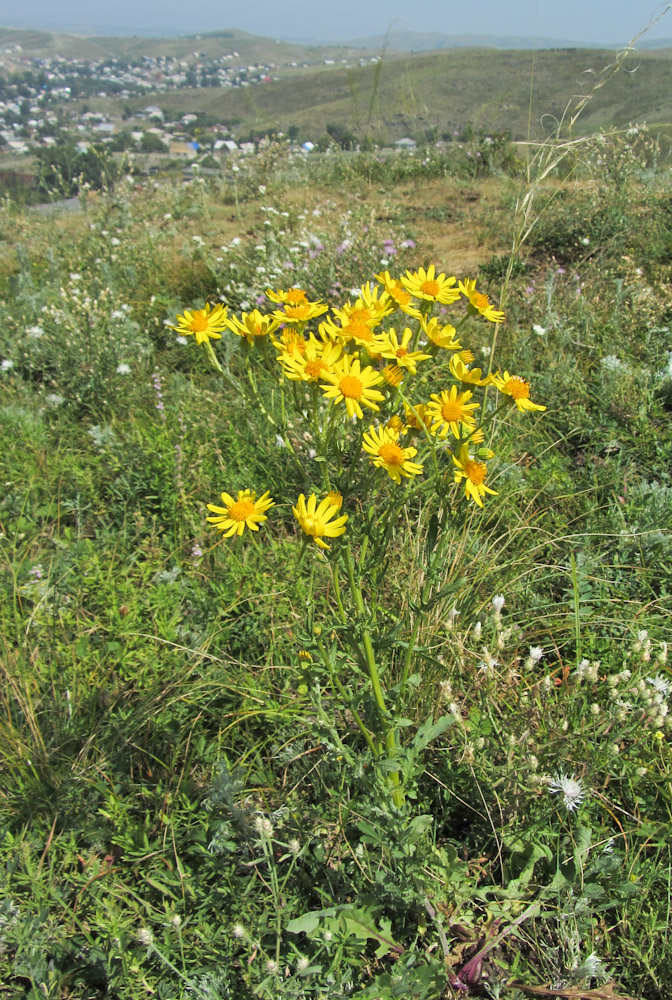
[293,493,348,550]
[320,356,385,419]
[449,353,496,386]
[421,316,462,350]
[404,401,432,432]
[278,337,342,382]
[374,270,422,319]
[377,327,432,374]
[265,287,309,305]
[206,489,275,537]
[228,309,280,344]
[400,264,460,305]
[172,302,228,345]
[493,371,546,412]
[452,445,498,508]
[427,386,480,439]
[272,299,329,325]
[362,425,424,484]
[458,279,505,324]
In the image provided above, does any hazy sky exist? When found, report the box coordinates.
[1,0,671,45]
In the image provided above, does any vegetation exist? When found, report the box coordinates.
[0,60,671,1000]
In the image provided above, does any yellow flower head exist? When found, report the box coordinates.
[427,385,480,439]
[449,353,495,386]
[293,493,348,550]
[278,336,342,382]
[377,327,432,374]
[206,489,275,537]
[421,316,462,350]
[458,279,505,323]
[228,309,280,344]
[382,363,405,387]
[363,425,423,484]
[385,414,407,434]
[374,270,422,318]
[172,302,228,345]
[320,311,386,350]
[401,264,460,305]
[272,299,328,325]
[272,329,307,357]
[325,490,343,510]
[404,401,432,432]
[320,355,385,419]
[493,371,546,412]
[453,444,498,507]
[265,287,309,306]
[332,291,393,330]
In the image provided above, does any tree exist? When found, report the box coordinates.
[140,132,168,153]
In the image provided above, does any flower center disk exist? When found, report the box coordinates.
[228,499,255,522]
[339,375,363,399]
[378,442,405,466]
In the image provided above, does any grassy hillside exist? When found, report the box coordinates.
[92,46,672,143]
[0,25,373,66]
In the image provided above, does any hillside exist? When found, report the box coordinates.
[86,46,672,143]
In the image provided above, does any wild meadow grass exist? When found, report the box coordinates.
[0,118,671,1000]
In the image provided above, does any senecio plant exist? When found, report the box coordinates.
[174,265,545,806]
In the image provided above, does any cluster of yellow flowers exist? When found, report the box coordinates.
[173,265,546,550]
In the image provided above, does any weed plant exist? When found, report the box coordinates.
[0,95,671,1000]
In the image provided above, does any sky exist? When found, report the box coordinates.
[1,0,671,46]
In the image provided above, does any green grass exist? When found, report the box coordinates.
[0,124,671,999]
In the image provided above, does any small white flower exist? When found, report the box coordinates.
[111,310,125,319]
[275,434,286,448]
[136,927,154,946]
[646,674,670,697]
[176,335,188,345]
[266,959,278,974]
[1,359,14,370]
[492,594,505,614]
[170,914,182,928]
[549,773,586,812]
[232,923,245,939]
[446,605,459,625]
[296,956,309,971]
[532,324,547,336]
[70,272,82,281]
[46,393,64,405]
[580,236,591,246]
[116,363,131,374]
[529,646,543,663]
[473,621,482,637]
[27,324,44,338]
[258,184,266,194]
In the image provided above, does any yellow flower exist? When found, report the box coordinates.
[228,309,280,344]
[363,425,423,484]
[421,316,462,350]
[400,264,460,305]
[493,371,547,412]
[382,364,405,387]
[326,490,343,510]
[172,303,228,345]
[278,337,342,382]
[271,331,308,363]
[374,270,422,318]
[427,386,480,439]
[265,287,309,305]
[385,414,407,434]
[458,279,505,323]
[453,444,498,507]
[272,300,328,325]
[320,356,385,419]
[449,353,495,386]
[320,312,386,350]
[332,293,392,330]
[377,327,431,374]
[206,489,275,537]
[404,401,432,432]
[293,493,348,550]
